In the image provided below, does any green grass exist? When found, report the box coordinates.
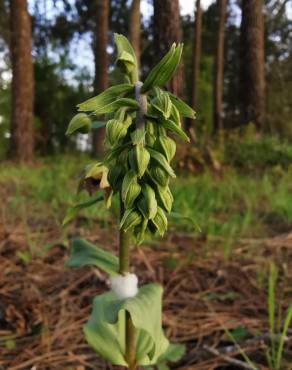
[172,168,292,237]
[2,146,292,256]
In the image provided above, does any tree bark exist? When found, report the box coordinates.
[240,0,265,130]
[213,0,227,133]
[129,0,140,68]
[92,0,109,156]
[191,0,202,113]
[153,0,183,97]
[9,0,34,162]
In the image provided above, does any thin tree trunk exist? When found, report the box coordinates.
[213,0,227,134]
[92,0,109,156]
[187,0,202,132]
[129,0,140,68]
[9,0,34,162]
[153,0,183,97]
[191,0,202,113]
[240,0,265,130]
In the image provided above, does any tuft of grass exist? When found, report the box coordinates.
[266,263,292,370]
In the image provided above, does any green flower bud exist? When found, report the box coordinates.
[151,90,172,119]
[106,119,127,146]
[120,208,142,232]
[156,185,173,213]
[150,207,168,236]
[129,144,150,178]
[137,184,157,220]
[145,132,156,147]
[66,113,91,135]
[146,120,156,136]
[148,148,176,178]
[134,218,148,245]
[155,135,176,162]
[107,165,124,191]
[149,166,169,187]
[121,170,141,208]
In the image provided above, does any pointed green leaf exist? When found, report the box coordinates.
[77,84,133,112]
[161,119,190,142]
[142,44,183,92]
[66,238,119,275]
[168,93,196,119]
[170,104,182,127]
[94,98,138,116]
[62,193,104,226]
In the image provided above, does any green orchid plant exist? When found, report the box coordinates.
[64,34,195,370]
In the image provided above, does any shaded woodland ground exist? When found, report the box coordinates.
[1,136,292,369]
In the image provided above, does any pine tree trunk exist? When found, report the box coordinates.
[9,0,34,162]
[191,0,202,113]
[213,0,227,133]
[92,0,109,156]
[153,0,183,97]
[129,0,140,68]
[240,0,265,130]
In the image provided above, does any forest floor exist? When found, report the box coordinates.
[1,148,292,370]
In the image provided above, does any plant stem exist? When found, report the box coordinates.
[119,199,136,369]
[118,81,146,370]
[134,81,147,130]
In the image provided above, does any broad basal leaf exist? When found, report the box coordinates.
[84,284,169,366]
[77,84,133,112]
[66,238,119,275]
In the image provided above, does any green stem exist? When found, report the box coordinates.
[119,198,136,370]
[119,79,146,370]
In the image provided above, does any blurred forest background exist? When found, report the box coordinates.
[0,0,291,160]
[1,1,292,369]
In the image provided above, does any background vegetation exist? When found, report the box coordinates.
[0,0,292,369]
